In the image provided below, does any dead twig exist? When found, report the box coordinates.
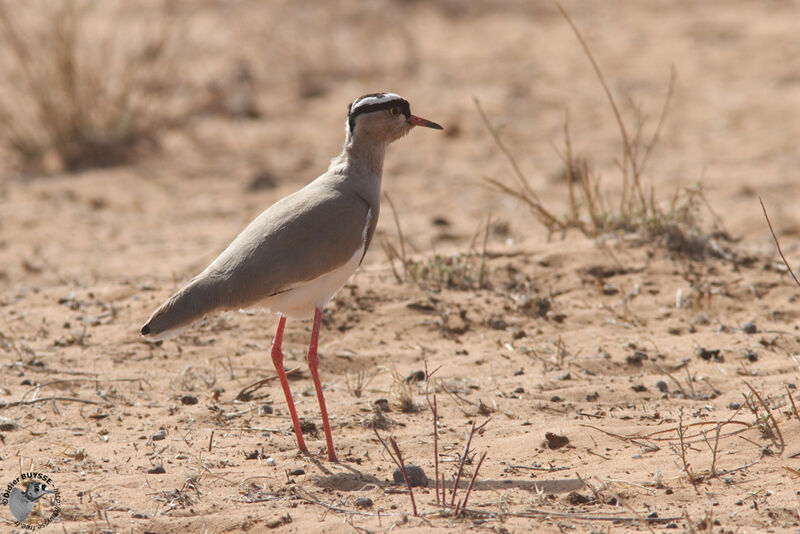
[372,428,417,517]
[760,197,800,288]
[744,381,785,453]
[389,437,418,517]
[457,451,487,517]
[0,396,106,408]
[786,385,800,422]
[676,410,699,493]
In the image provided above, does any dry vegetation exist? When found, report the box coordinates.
[2,1,800,533]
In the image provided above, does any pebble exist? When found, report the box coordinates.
[148,465,166,474]
[151,429,167,441]
[0,417,17,431]
[266,457,276,466]
[393,464,428,487]
[488,317,507,330]
[180,395,198,405]
[259,403,274,415]
[742,321,757,334]
[655,381,669,393]
[354,496,373,509]
[373,399,390,412]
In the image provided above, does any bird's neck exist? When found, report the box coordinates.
[335,136,387,180]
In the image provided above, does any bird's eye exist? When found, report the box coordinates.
[389,106,400,116]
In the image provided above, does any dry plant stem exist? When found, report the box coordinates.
[372,428,417,517]
[389,437,418,517]
[449,418,490,506]
[478,214,491,287]
[383,192,408,281]
[556,3,643,211]
[786,385,800,422]
[677,410,699,492]
[0,396,104,408]
[760,197,800,288]
[473,97,561,230]
[744,381,785,453]
[458,451,487,517]
[433,395,440,506]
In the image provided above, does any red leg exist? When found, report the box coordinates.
[271,315,307,453]
[308,307,338,462]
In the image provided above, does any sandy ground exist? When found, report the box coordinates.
[2,1,800,532]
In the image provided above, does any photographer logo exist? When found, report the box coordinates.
[1,472,61,530]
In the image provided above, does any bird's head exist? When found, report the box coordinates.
[24,482,55,501]
[346,93,442,145]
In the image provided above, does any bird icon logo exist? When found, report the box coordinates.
[2,472,61,527]
[8,481,55,522]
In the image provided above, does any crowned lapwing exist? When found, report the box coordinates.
[141,93,443,461]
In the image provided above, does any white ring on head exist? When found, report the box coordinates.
[351,93,404,112]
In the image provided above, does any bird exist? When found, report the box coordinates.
[9,482,55,522]
[141,93,443,461]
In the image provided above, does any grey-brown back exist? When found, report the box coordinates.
[141,173,379,338]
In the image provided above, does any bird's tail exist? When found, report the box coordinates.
[141,277,222,340]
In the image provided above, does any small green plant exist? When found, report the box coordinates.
[0,0,181,173]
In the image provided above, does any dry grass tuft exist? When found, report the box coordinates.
[477,6,730,260]
[0,0,182,174]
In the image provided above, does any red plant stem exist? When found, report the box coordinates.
[433,395,440,506]
[459,451,487,515]
[450,421,477,506]
[390,437,418,517]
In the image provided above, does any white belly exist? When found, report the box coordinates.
[261,242,364,320]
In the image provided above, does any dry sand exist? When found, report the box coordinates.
[2,1,800,532]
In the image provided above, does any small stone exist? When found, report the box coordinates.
[602,283,619,295]
[586,392,599,401]
[511,327,526,340]
[567,491,591,505]
[647,511,659,519]
[180,395,198,405]
[728,402,741,410]
[151,429,167,441]
[514,386,525,394]
[393,464,428,487]
[488,317,507,330]
[266,457,276,466]
[744,349,759,362]
[626,351,648,366]
[655,381,669,393]
[0,418,17,431]
[405,370,426,383]
[697,347,723,362]
[550,395,562,402]
[373,398,390,412]
[631,384,647,392]
[148,465,166,474]
[354,496,373,509]
[742,321,757,334]
[258,403,274,415]
[544,432,569,450]
[288,468,305,476]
